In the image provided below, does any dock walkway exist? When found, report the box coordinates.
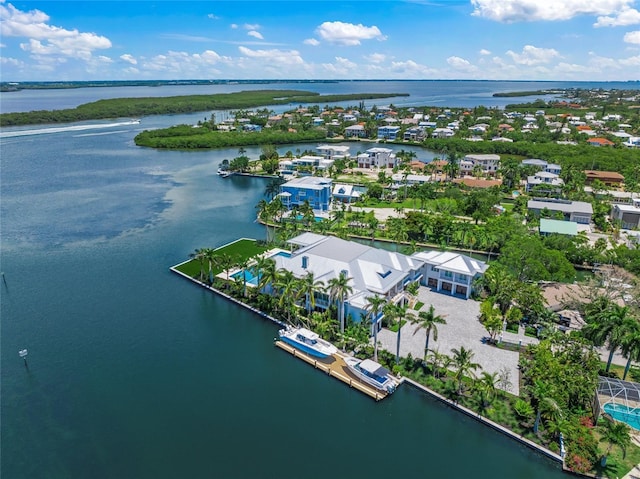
[275,341,389,401]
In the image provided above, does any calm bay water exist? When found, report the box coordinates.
[0,82,580,478]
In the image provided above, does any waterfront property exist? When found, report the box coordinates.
[460,154,501,176]
[278,177,332,212]
[377,125,401,140]
[411,250,488,299]
[316,144,351,161]
[611,199,640,229]
[270,233,424,330]
[356,147,396,169]
[525,171,564,193]
[332,183,361,204]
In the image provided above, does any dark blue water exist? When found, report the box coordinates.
[0,85,569,478]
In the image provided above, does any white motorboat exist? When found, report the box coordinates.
[278,327,337,358]
[344,357,397,393]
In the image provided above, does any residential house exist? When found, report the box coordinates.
[611,199,640,229]
[539,218,578,236]
[270,233,424,330]
[344,124,367,138]
[356,147,396,169]
[411,251,488,299]
[332,184,361,204]
[584,170,625,188]
[432,127,454,138]
[403,126,426,141]
[526,171,564,193]
[527,198,593,224]
[461,154,500,176]
[316,145,350,161]
[587,137,615,147]
[278,177,333,212]
[377,126,401,140]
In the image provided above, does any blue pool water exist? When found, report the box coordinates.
[603,403,640,430]
[231,268,259,286]
[270,251,291,259]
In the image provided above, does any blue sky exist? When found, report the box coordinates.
[1,0,640,81]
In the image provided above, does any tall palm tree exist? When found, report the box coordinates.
[189,248,208,282]
[451,346,481,395]
[475,371,498,411]
[427,348,450,378]
[385,302,415,363]
[411,305,447,361]
[275,269,300,324]
[256,257,277,293]
[327,271,353,334]
[584,304,635,372]
[215,253,236,284]
[620,322,640,380]
[300,271,325,316]
[365,294,387,361]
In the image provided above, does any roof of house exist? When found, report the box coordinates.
[282,177,332,190]
[587,137,615,145]
[584,170,625,181]
[539,218,578,236]
[332,184,361,197]
[411,250,488,276]
[276,235,424,298]
[527,198,593,215]
[452,178,502,188]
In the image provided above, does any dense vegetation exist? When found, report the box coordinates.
[0,90,407,126]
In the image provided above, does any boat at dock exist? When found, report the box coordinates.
[278,327,337,358]
[344,357,397,394]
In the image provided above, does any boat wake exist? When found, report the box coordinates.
[0,120,141,139]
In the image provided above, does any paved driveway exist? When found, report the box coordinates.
[377,287,533,395]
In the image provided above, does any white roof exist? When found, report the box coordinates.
[360,359,389,376]
[282,176,332,190]
[527,199,593,215]
[412,250,488,276]
[276,235,424,299]
[317,144,350,153]
[367,147,392,154]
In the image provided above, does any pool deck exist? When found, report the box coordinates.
[274,341,390,401]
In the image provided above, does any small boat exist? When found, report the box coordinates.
[278,327,337,358]
[344,357,397,394]
[217,169,233,178]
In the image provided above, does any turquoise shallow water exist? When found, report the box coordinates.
[0,83,572,478]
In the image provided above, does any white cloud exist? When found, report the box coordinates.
[247,30,263,40]
[389,59,436,77]
[160,34,212,42]
[506,45,560,65]
[364,52,387,63]
[141,49,229,74]
[230,23,238,29]
[315,21,386,46]
[238,46,304,65]
[0,56,23,66]
[479,49,491,55]
[624,30,640,43]
[471,0,634,22]
[446,55,478,72]
[1,2,111,59]
[619,54,640,65]
[304,38,320,46]
[322,56,358,75]
[120,53,137,65]
[594,7,640,26]
[244,23,260,30]
[207,14,219,20]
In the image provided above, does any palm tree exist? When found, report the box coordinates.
[583,304,635,372]
[215,253,236,284]
[451,346,481,395]
[620,322,640,380]
[411,305,447,361]
[189,248,208,282]
[365,294,387,361]
[600,418,631,466]
[427,348,450,378]
[275,269,300,324]
[475,371,498,411]
[384,302,415,363]
[256,257,277,293]
[327,271,353,335]
[300,271,325,316]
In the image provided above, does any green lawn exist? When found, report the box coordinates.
[592,426,640,478]
[174,239,269,277]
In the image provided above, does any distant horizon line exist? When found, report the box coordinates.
[3,79,640,84]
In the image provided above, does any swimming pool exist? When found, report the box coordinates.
[270,251,291,259]
[603,403,640,430]
[231,268,259,286]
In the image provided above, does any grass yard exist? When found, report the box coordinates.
[175,239,269,278]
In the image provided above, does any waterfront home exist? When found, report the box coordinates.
[527,198,593,224]
[432,127,454,138]
[461,154,500,176]
[344,124,367,138]
[377,126,401,140]
[356,147,396,169]
[391,173,430,187]
[521,159,561,175]
[278,177,332,212]
[316,144,351,161]
[270,233,424,330]
[411,251,488,299]
[611,199,640,229]
[403,126,426,141]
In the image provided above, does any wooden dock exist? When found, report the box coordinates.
[274,341,389,401]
